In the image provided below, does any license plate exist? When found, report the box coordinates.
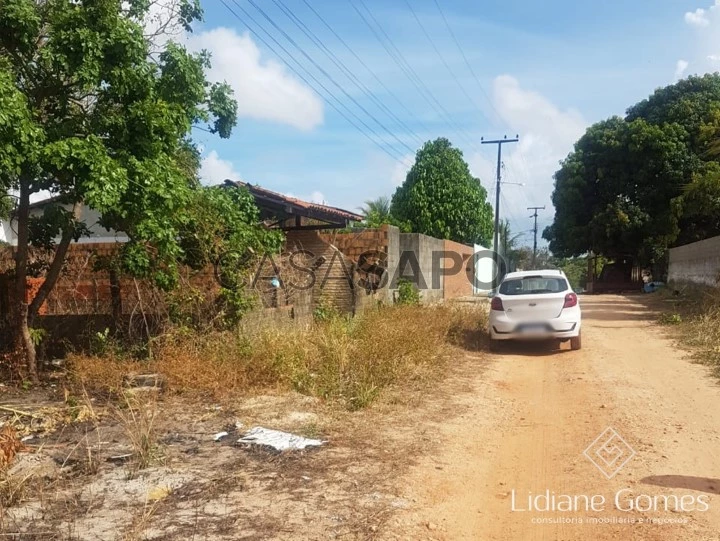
[521,324,546,333]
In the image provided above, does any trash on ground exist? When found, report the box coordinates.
[643,281,665,293]
[213,431,229,441]
[237,427,326,451]
[107,453,133,464]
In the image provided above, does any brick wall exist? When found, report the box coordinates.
[286,229,355,314]
[668,235,720,287]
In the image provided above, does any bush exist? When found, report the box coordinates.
[396,279,421,305]
[70,303,487,410]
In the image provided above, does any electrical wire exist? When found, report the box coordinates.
[220,0,413,167]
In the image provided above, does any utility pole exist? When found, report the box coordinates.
[527,205,545,268]
[481,135,519,264]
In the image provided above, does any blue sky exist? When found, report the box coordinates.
[179,0,720,246]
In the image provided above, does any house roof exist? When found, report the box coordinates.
[225,180,363,228]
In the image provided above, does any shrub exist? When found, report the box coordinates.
[396,279,421,305]
[70,303,486,410]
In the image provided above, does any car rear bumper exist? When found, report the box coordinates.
[489,315,581,340]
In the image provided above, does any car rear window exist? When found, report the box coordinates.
[499,276,569,295]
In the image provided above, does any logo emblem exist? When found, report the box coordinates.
[583,427,635,479]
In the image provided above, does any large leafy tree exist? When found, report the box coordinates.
[390,138,493,245]
[545,75,720,265]
[0,0,239,380]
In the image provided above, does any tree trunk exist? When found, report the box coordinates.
[12,185,37,383]
[28,201,83,326]
[109,267,122,335]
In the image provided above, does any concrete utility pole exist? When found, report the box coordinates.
[481,135,519,263]
[527,206,545,268]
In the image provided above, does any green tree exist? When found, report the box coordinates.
[545,115,694,264]
[360,196,391,228]
[390,138,493,245]
[0,0,239,380]
[546,74,720,265]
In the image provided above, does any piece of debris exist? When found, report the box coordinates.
[213,431,229,442]
[107,453,133,464]
[237,427,326,451]
[123,373,166,392]
[20,435,35,442]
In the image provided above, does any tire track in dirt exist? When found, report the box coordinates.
[382,295,720,541]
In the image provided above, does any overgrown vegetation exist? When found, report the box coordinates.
[70,304,488,410]
[657,285,720,376]
[396,279,420,305]
[0,1,255,381]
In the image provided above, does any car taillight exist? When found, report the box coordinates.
[491,296,504,311]
[563,293,578,308]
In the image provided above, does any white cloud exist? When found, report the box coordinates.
[675,59,690,80]
[185,28,324,131]
[685,8,710,27]
[468,75,587,240]
[286,191,326,204]
[681,1,720,75]
[199,150,241,185]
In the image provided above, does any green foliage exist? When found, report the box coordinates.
[396,278,420,305]
[28,327,47,347]
[360,196,391,228]
[546,74,720,265]
[658,312,682,325]
[0,0,240,288]
[676,164,720,243]
[391,138,493,245]
[555,257,589,291]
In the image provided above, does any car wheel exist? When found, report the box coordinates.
[570,333,582,351]
[489,338,502,353]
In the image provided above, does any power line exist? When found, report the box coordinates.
[481,136,519,265]
[431,0,537,191]
[245,0,417,156]
[403,0,492,128]
[527,205,545,268]
[270,0,424,148]
[349,0,477,150]
[431,0,503,130]
[219,0,412,166]
[299,0,433,141]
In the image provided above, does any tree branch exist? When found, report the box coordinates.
[28,201,83,324]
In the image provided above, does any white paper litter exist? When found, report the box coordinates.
[213,431,229,441]
[237,427,326,451]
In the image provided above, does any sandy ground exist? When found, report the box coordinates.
[3,294,720,540]
[382,294,720,541]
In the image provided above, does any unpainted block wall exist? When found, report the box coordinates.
[397,232,445,302]
[668,235,720,287]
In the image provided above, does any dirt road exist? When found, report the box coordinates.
[383,294,720,541]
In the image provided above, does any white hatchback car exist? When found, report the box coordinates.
[488,270,581,350]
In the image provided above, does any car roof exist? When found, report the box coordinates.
[503,269,566,279]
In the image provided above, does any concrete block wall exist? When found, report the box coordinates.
[397,232,445,302]
[668,235,720,287]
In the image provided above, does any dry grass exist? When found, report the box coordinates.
[657,285,720,375]
[70,303,488,410]
[113,393,161,474]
